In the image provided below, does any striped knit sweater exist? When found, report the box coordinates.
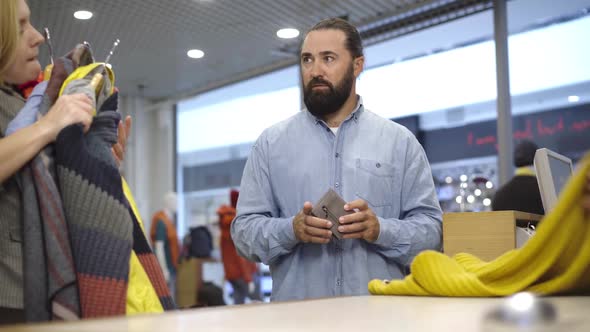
[53,90,175,316]
[12,50,174,319]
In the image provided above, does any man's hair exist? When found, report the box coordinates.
[514,140,539,167]
[307,18,364,59]
[0,0,19,84]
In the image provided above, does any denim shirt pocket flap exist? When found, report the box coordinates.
[354,158,395,207]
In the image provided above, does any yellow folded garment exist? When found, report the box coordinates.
[369,154,590,297]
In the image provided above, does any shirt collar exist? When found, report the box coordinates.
[515,166,536,176]
[305,95,364,126]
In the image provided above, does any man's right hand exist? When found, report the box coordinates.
[293,201,333,244]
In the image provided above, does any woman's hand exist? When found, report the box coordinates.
[38,93,94,141]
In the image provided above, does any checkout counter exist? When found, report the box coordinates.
[1,295,589,332]
[2,209,587,331]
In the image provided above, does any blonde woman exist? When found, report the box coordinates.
[0,0,129,323]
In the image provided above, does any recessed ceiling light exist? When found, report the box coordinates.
[276,28,300,39]
[74,10,93,20]
[568,95,580,103]
[187,49,205,59]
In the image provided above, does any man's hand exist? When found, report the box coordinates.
[112,115,132,168]
[293,202,333,244]
[584,170,590,216]
[338,199,380,242]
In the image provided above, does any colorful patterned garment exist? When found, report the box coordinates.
[19,56,84,321]
[122,179,167,314]
[130,207,175,310]
[150,210,180,272]
[219,204,256,283]
[369,153,590,297]
[12,47,174,321]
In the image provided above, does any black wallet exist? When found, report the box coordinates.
[310,189,352,240]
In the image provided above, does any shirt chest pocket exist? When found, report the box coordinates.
[354,158,395,207]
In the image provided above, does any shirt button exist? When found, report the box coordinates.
[335,152,340,158]
[336,279,342,286]
[335,182,340,188]
[376,162,381,168]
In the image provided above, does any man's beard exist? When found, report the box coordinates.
[303,65,355,119]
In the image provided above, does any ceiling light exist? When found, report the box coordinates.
[74,10,93,20]
[568,95,580,103]
[187,49,205,59]
[276,28,300,39]
[483,198,491,206]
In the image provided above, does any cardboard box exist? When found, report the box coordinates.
[175,257,217,308]
[443,211,543,261]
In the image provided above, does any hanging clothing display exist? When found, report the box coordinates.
[7,44,174,321]
[219,205,256,283]
[150,210,180,274]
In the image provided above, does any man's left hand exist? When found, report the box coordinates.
[112,115,132,168]
[338,199,380,242]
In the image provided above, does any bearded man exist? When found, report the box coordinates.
[231,18,442,301]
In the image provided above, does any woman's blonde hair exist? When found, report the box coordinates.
[0,0,19,85]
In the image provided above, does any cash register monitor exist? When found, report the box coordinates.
[533,148,574,213]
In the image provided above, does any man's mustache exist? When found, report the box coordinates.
[307,77,333,90]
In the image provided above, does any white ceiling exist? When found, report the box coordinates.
[28,0,439,100]
[27,0,590,102]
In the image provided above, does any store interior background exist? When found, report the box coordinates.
[30,0,590,303]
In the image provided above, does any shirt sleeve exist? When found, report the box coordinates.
[370,135,443,267]
[231,134,299,265]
